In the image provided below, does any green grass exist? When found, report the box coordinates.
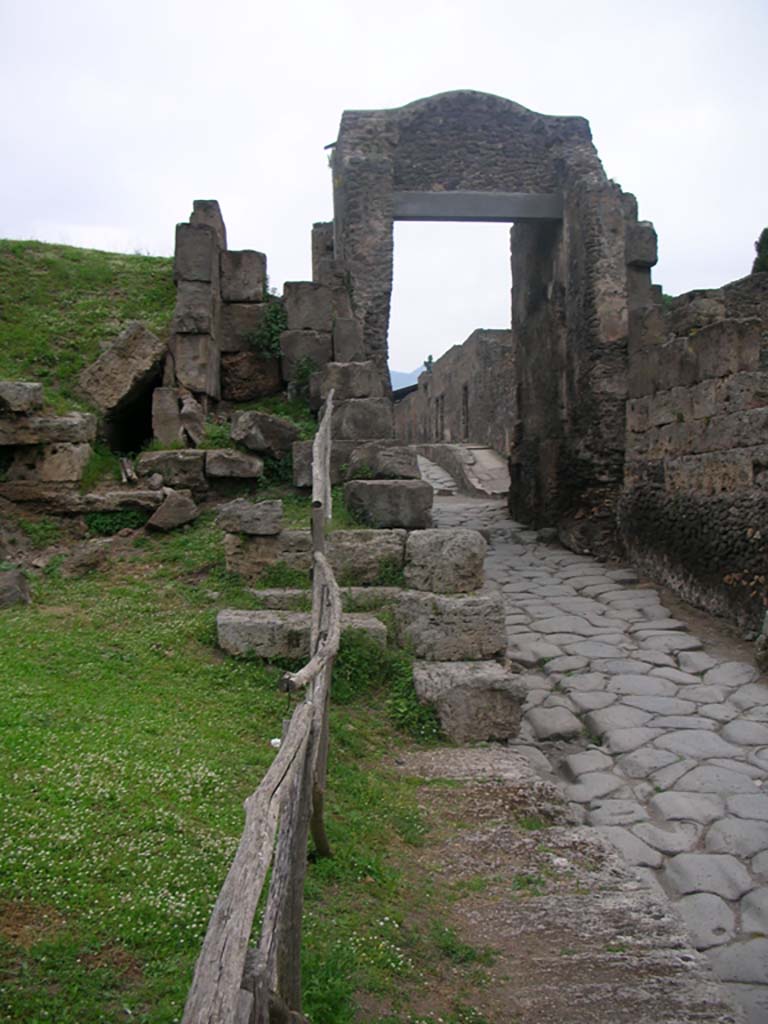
[0,240,175,410]
[0,514,456,1023]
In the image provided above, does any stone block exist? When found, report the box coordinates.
[79,322,166,415]
[665,452,754,495]
[205,450,264,479]
[0,568,30,609]
[220,250,266,303]
[393,586,506,661]
[224,533,282,578]
[0,382,43,414]
[230,411,300,456]
[330,398,393,440]
[152,388,183,447]
[280,330,333,382]
[292,439,357,488]
[625,397,649,434]
[327,529,406,585]
[0,412,96,446]
[216,608,385,660]
[333,318,365,362]
[310,361,385,407]
[626,221,658,268]
[147,490,199,532]
[347,442,420,480]
[216,498,283,536]
[169,333,220,398]
[7,442,92,484]
[413,660,525,742]
[172,281,216,335]
[405,528,486,593]
[189,199,227,249]
[221,353,282,402]
[219,303,269,353]
[283,282,334,332]
[174,222,219,283]
[136,449,207,490]
[344,479,432,529]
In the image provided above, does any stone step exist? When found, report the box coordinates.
[216,608,386,660]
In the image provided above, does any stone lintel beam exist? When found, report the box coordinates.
[393,190,563,222]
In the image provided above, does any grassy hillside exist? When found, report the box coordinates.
[0,240,175,410]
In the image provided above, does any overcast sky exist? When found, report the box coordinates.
[1,0,766,371]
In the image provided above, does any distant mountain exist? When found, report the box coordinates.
[389,366,423,390]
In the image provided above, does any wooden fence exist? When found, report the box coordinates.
[182,391,339,1024]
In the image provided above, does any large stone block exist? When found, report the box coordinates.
[0,412,96,446]
[330,398,393,440]
[280,330,333,382]
[327,529,406,585]
[136,449,207,490]
[152,388,183,447]
[172,281,216,334]
[310,361,385,407]
[0,382,43,414]
[169,333,220,398]
[216,608,386,660]
[189,199,227,249]
[147,490,199,532]
[7,443,92,484]
[216,498,283,536]
[284,282,334,332]
[347,442,420,480]
[405,528,486,593]
[344,479,432,529]
[174,223,219,283]
[393,587,506,661]
[221,353,282,402]
[220,251,266,303]
[230,411,300,456]
[79,322,166,415]
[205,450,264,479]
[332,318,365,362]
[626,221,658,268]
[413,661,526,742]
[219,303,269,353]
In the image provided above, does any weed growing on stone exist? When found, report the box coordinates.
[79,442,122,492]
[17,516,62,548]
[84,508,150,536]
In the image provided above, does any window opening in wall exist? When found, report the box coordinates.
[388,221,512,391]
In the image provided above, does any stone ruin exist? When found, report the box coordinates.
[1,88,766,635]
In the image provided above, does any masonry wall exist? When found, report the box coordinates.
[393,329,515,454]
[620,273,768,629]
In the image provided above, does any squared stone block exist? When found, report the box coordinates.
[219,302,269,353]
[7,443,92,484]
[344,479,433,529]
[393,587,506,661]
[230,411,300,455]
[0,382,43,414]
[280,330,332,382]
[221,353,282,403]
[169,333,221,399]
[333,318,365,362]
[347,442,420,480]
[174,223,219,283]
[172,281,217,334]
[216,498,283,535]
[204,450,264,479]
[189,199,227,249]
[136,449,207,490]
[405,528,486,593]
[151,388,183,447]
[626,221,658,268]
[284,282,334,332]
[327,529,406,585]
[220,250,267,303]
[216,609,385,660]
[310,361,385,406]
[291,439,357,488]
[0,412,96,446]
[79,322,166,415]
[413,661,525,742]
[330,398,393,440]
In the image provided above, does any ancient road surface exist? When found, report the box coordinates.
[432,495,768,1024]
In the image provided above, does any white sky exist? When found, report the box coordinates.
[1,0,766,371]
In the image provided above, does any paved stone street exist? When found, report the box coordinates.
[432,495,768,1024]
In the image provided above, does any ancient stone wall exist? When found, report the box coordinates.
[620,273,768,629]
[393,329,515,454]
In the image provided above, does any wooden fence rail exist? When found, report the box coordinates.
[182,392,338,1024]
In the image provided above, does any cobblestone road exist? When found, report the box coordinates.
[433,495,768,1024]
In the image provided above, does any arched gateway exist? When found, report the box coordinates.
[328,90,658,547]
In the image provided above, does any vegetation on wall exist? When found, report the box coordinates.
[753,227,768,274]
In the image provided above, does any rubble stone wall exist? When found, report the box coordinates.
[620,273,768,629]
[392,329,515,454]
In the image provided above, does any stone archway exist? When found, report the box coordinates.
[330,90,658,550]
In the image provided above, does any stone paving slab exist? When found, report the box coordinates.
[431,494,768,1022]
